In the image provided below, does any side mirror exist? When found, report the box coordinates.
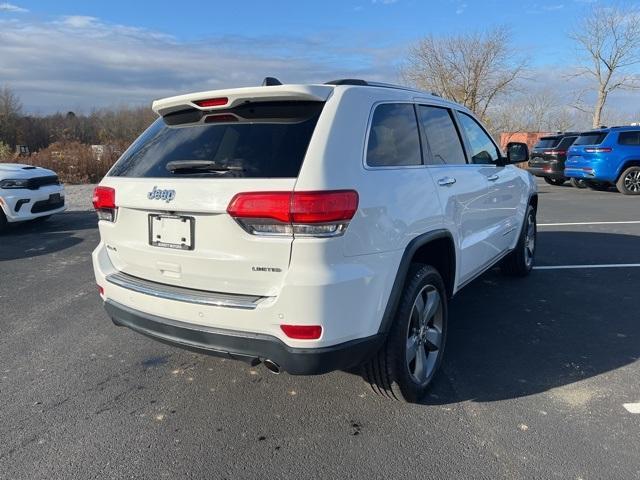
[505,142,529,164]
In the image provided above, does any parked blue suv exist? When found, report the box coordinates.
[565,126,640,194]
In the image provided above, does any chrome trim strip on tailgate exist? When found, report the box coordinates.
[106,272,265,310]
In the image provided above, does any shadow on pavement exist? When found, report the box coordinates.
[424,230,640,405]
[0,210,97,261]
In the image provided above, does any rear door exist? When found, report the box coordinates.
[455,111,524,257]
[417,104,492,284]
[98,100,324,297]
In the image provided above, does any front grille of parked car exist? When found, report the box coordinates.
[27,175,60,190]
[31,197,65,213]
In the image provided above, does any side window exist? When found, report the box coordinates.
[417,106,466,165]
[457,112,500,165]
[366,103,422,167]
[618,131,640,145]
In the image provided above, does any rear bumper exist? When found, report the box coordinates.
[527,165,565,179]
[105,299,384,375]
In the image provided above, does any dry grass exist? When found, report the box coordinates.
[25,141,125,184]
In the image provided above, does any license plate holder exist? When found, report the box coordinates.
[149,214,195,250]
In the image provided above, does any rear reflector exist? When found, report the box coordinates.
[97,285,104,296]
[194,97,228,108]
[93,186,116,222]
[280,324,322,340]
[227,190,358,237]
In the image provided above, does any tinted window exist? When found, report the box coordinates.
[458,112,500,165]
[618,131,640,145]
[534,138,561,149]
[109,102,323,178]
[418,106,466,165]
[574,132,608,146]
[366,104,422,167]
[557,136,577,149]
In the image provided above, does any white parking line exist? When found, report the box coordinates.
[539,221,640,227]
[534,264,640,270]
[623,403,640,414]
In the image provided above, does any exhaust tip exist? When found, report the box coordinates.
[263,359,281,375]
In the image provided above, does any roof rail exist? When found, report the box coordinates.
[324,79,441,97]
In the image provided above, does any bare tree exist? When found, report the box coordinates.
[0,85,23,148]
[403,28,526,123]
[570,4,640,128]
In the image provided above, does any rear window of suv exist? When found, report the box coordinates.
[534,137,560,149]
[109,101,324,178]
[574,132,608,146]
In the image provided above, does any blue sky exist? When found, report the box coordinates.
[0,0,636,114]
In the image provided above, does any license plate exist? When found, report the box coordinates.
[149,214,194,250]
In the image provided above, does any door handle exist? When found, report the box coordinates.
[487,174,500,182]
[437,177,456,186]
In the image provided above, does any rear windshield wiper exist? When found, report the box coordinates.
[166,160,245,174]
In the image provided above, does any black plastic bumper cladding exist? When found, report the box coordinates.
[104,300,384,375]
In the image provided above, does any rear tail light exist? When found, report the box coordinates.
[584,147,612,153]
[280,324,322,340]
[227,190,358,237]
[544,150,566,156]
[92,186,117,222]
[97,284,104,296]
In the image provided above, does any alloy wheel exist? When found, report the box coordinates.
[406,285,443,384]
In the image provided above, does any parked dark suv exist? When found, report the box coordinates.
[528,133,580,186]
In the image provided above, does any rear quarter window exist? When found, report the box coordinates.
[618,131,640,145]
[557,136,577,149]
[109,101,323,178]
[366,103,422,167]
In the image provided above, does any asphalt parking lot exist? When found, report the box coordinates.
[1,179,639,480]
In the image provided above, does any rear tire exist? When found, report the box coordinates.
[362,264,447,403]
[616,166,640,195]
[570,178,587,189]
[543,177,565,186]
[502,204,536,277]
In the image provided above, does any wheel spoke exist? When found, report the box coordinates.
[425,326,441,351]
[406,335,419,363]
[423,289,440,322]
[414,345,428,381]
[413,292,426,324]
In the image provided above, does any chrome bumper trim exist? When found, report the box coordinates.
[106,271,265,310]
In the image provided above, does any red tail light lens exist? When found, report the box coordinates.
[291,191,359,223]
[544,150,566,156]
[227,190,359,237]
[194,97,228,108]
[280,324,322,340]
[93,186,117,222]
[584,147,612,153]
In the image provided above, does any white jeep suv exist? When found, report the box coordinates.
[92,79,537,402]
[0,163,66,231]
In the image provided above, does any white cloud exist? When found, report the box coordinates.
[456,3,468,14]
[0,2,28,13]
[372,0,399,4]
[59,15,99,28]
[0,16,404,113]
